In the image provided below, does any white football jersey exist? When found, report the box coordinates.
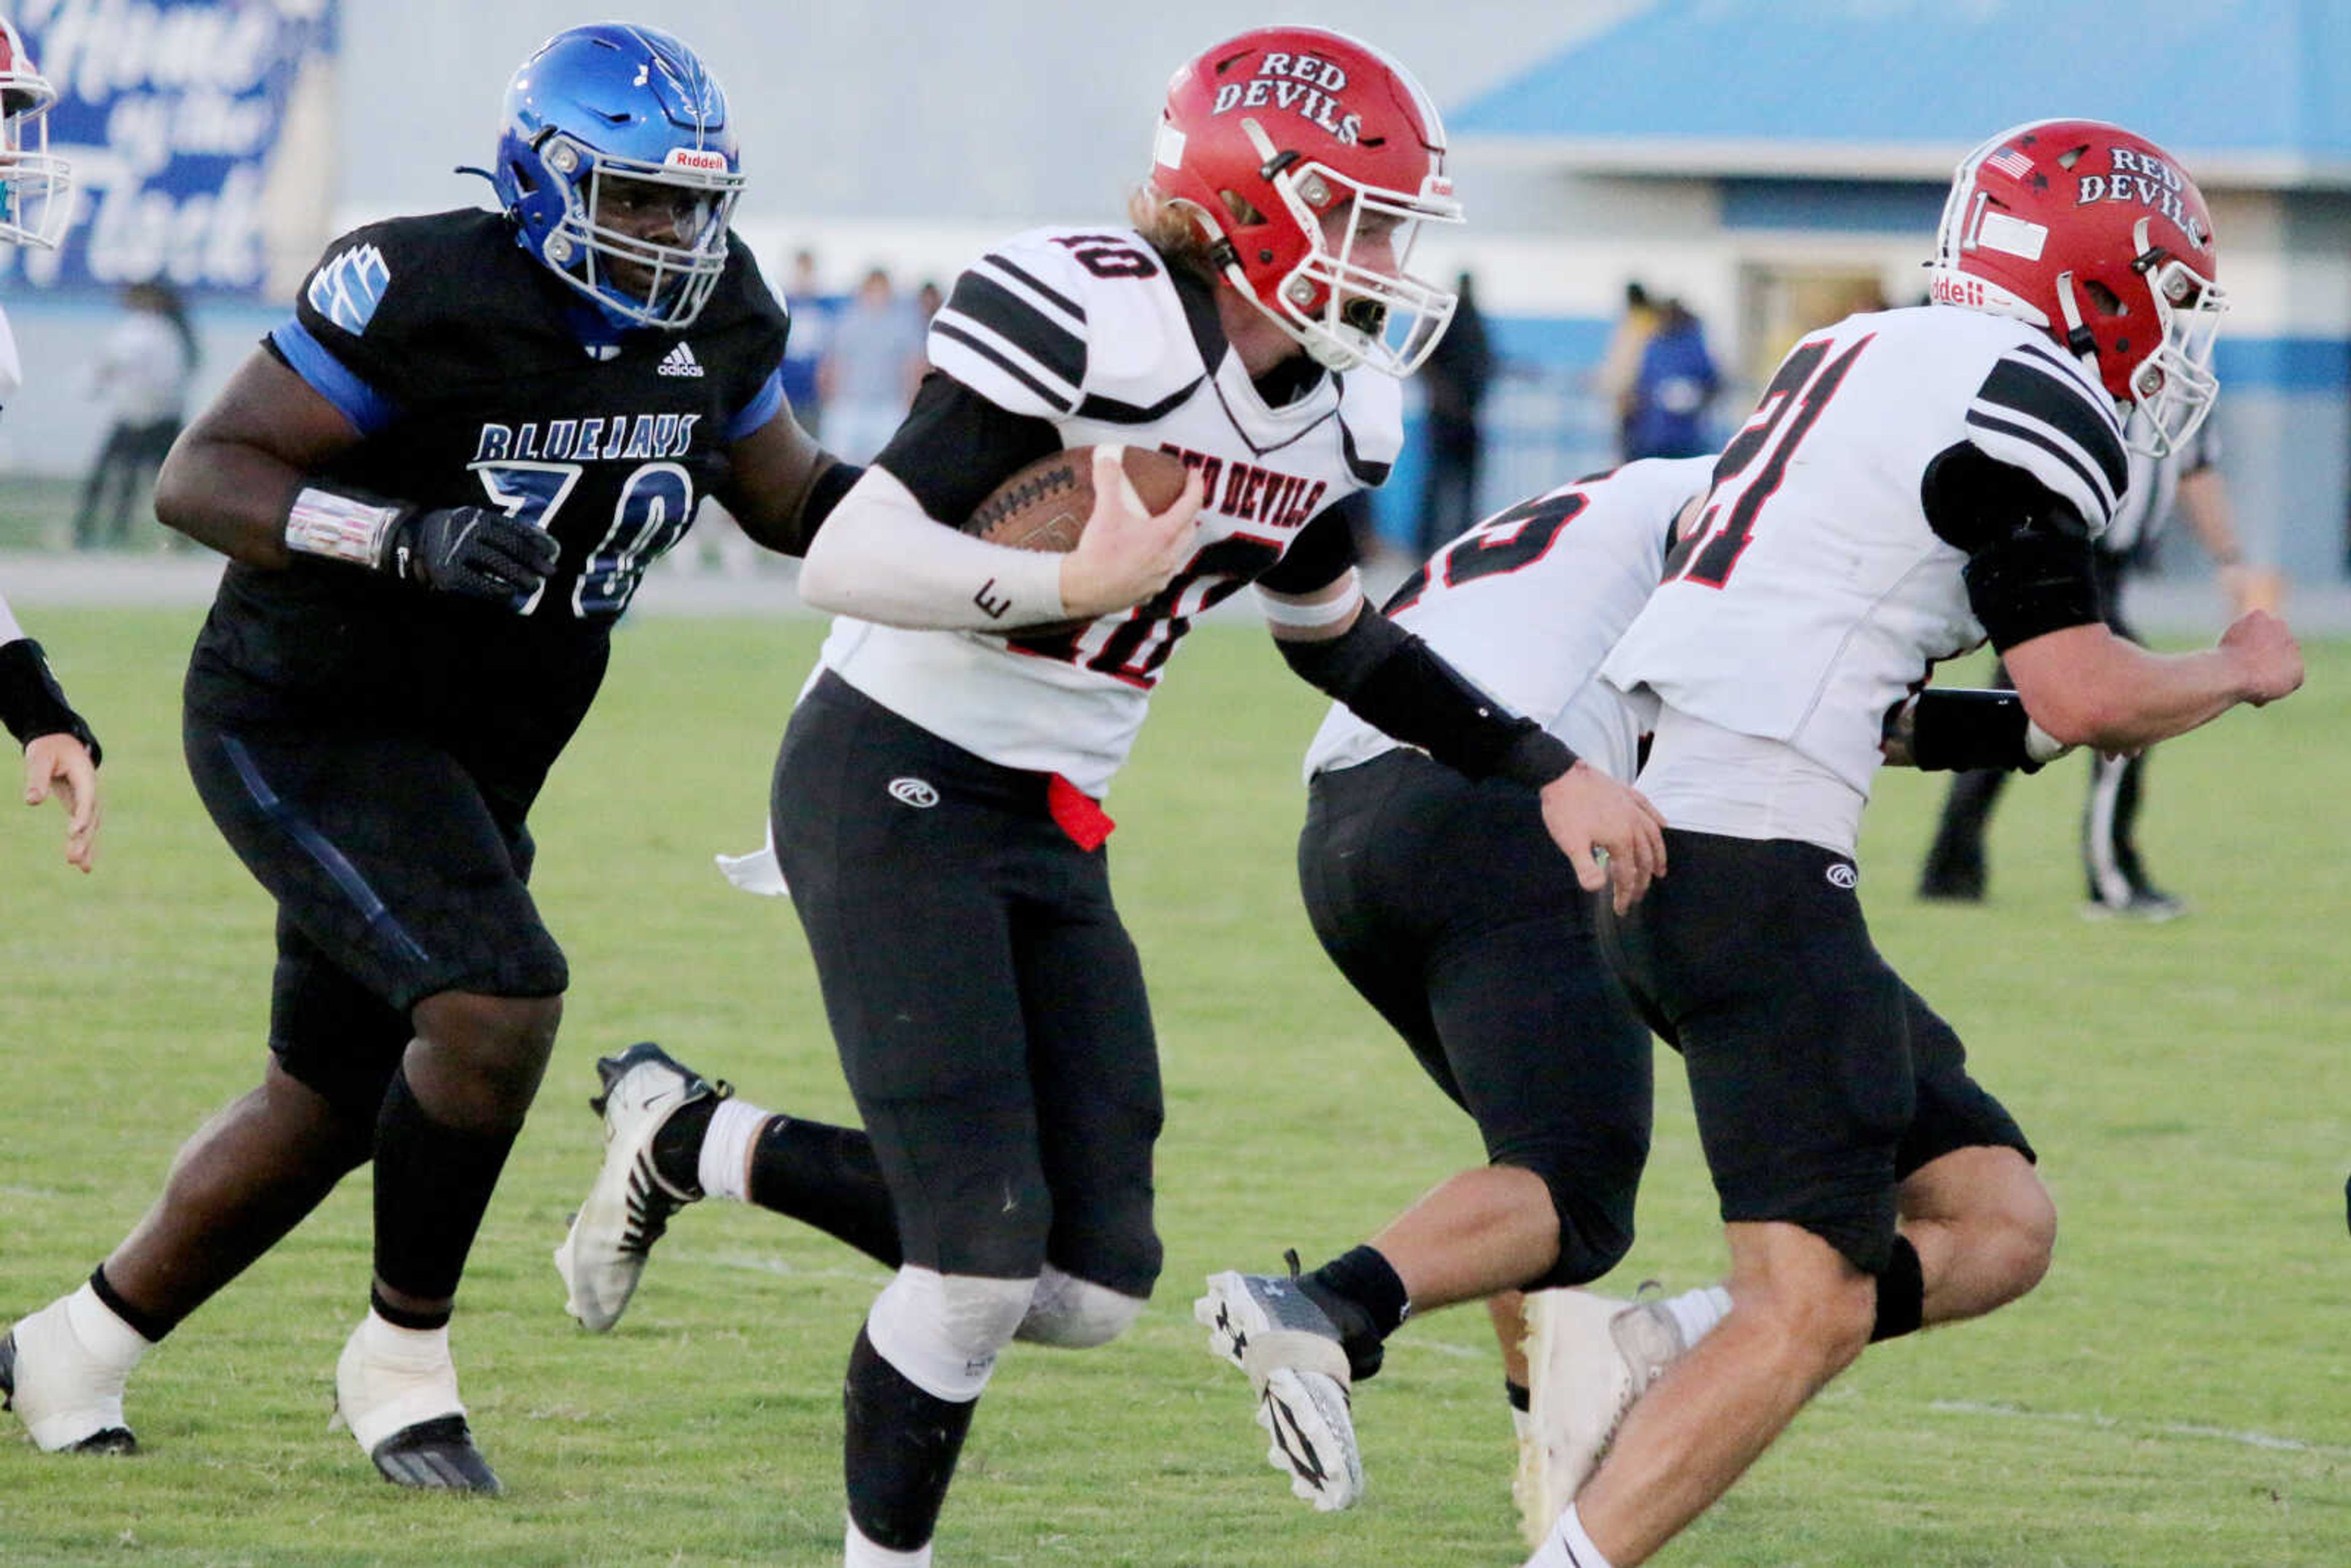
[1603,306,2127,849]
[817,225,1400,796]
[1303,456,1715,785]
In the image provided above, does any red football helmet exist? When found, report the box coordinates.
[0,16,73,250]
[1929,118,2224,457]
[1148,26,1461,375]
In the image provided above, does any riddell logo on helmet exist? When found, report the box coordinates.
[664,148,729,172]
[1931,274,1986,308]
[1210,52,1363,144]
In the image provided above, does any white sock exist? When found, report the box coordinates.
[844,1515,931,1567]
[66,1282,154,1371]
[1663,1285,1732,1349]
[1510,1402,1535,1445]
[1529,1501,1618,1568]
[697,1098,773,1202]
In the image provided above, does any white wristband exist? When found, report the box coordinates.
[1256,570,1363,630]
[285,486,400,568]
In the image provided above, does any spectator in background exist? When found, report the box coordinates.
[1414,269,1491,560]
[778,247,834,435]
[1622,298,1718,460]
[817,265,926,463]
[73,280,198,549]
[915,277,943,323]
[1595,281,1658,462]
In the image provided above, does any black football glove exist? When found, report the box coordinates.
[383,505,561,602]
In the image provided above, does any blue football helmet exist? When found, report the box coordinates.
[492,23,744,329]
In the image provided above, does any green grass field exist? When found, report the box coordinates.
[2,610,2345,1567]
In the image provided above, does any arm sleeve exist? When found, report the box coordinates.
[796,465,1069,631]
[1277,610,1576,789]
[1921,441,2102,651]
[1256,502,1360,596]
[0,638,100,764]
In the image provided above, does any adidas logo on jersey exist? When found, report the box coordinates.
[657,342,705,378]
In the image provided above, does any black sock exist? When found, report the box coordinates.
[650,1095,719,1194]
[1301,1244,1407,1381]
[844,1325,977,1551]
[88,1266,176,1344]
[748,1116,903,1268]
[1869,1235,1925,1343]
[370,1068,518,1328]
[1504,1376,1531,1413]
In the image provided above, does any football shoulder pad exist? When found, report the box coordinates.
[928,225,1202,422]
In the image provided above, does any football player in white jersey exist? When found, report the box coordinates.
[549,25,1662,1565]
[1523,121,2303,1568]
[1190,456,1717,1519]
[0,16,100,872]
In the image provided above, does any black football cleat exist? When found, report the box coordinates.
[366,1413,503,1495]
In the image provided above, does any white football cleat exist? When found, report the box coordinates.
[1195,1269,1365,1512]
[1520,1289,1689,1544]
[0,1285,146,1454]
[331,1311,499,1493]
[553,1041,727,1332]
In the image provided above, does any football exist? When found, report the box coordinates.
[961,443,1193,554]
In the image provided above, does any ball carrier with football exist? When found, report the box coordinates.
[551,24,1665,1566]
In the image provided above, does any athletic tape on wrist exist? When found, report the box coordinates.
[285,486,401,568]
[1256,570,1363,629]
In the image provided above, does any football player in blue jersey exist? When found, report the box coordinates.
[0,21,860,1494]
[0,16,100,873]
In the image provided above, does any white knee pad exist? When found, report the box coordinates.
[1014,1264,1146,1349]
[865,1266,1037,1402]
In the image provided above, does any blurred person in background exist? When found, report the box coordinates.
[1412,268,1491,560]
[817,264,926,462]
[0,13,100,872]
[915,277,943,323]
[72,279,200,549]
[1918,419,2262,917]
[0,20,857,1493]
[1595,280,1657,462]
[779,246,834,435]
[1622,297,1717,460]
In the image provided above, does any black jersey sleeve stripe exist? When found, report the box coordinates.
[1979,353,2129,497]
[942,272,1087,388]
[1077,379,1204,426]
[980,253,1085,322]
[1964,408,2113,526]
[931,320,1078,415]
